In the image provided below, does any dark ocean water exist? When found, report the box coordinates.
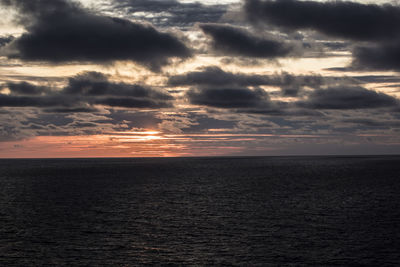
[0,156,399,266]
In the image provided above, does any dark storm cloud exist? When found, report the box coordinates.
[185,86,324,115]
[64,72,173,100]
[5,82,50,95]
[298,86,399,110]
[243,0,400,71]
[244,0,400,42]
[169,66,323,89]
[321,41,349,51]
[0,71,174,109]
[0,94,68,108]
[0,36,14,47]
[169,66,277,87]
[187,87,271,108]
[0,0,191,70]
[353,43,400,71]
[186,84,399,115]
[168,66,359,98]
[350,75,400,84]
[68,71,174,108]
[113,0,227,28]
[200,24,294,58]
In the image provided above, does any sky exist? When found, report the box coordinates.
[0,0,400,158]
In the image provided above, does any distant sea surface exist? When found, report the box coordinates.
[1,156,400,266]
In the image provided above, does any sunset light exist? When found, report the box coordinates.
[1,0,400,266]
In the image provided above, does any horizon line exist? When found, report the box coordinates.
[1,154,400,160]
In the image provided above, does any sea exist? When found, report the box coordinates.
[0,156,399,266]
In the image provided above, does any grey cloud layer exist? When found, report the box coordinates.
[244,0,400,71]
[168,66,351,98]
[169,66,324,89]
[1,0,400,148]
[6,82,50,95]
[353,44,400,71]
[298,86,399,110]
[0,0,191,70]
[200,24,294,58]
[170,67,399,113]
[187,87,270,109]
[0,72,173,109]
[245,0,400,42]
[0,36,14,47]
[186,85,399,113]
[113,0,227,28]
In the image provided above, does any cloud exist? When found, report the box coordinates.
[168,66,360,98]
[185,84,398,117]
[243,0,400,71]
[0,94,68,108]
[353,43,400,71]
[94,97,172,108]
[200,24,294,58]
[64,72,173,101]
[0,0,191,71]
[298,86,399,110]
[185,84,326,116]
[244,0,400,42]
[169,66,324,90]
[169,66,277,87]
[105,109,162,130]
[0,71,174,109]
[4,82,50,95]
[43,107,99,113]
[349,75,400,84]
[0,36,14,47]
[69,121,99,128]
[187,87,271,108]
[341,118,400,129]
[112,0,227,28]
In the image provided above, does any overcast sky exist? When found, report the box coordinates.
[0,0,400,158]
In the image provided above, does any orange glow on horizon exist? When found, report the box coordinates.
[0,130,328,159]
